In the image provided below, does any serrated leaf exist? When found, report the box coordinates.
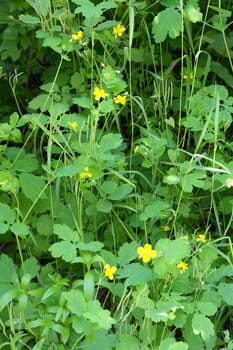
[0,254,17,283]
[49,241,77,262]
[117,241,138,266]
[184,0,203,23]
[19,173,46,201]
[20,257,40,278]
[54,224,79,242]
[11,223,30,237]
[0,203,15,225]
[152,7,182,43]
[64,289,86,315]
[109,184,132,200]
[118,263,153,286]
[78,241,104,252]
[72,96,92,109]
[192,313,215,342]
[28,94,52,111]
[163,238,191,263]
[218,283,233,305]
[99,133,123,152]
[19,14,40,24]
[196,301,217,316]
[140,199,170,221]
[97,199,112,213]
[84,300,115,329]
[99,99,115,113]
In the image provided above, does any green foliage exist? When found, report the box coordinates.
[1,0,233,348]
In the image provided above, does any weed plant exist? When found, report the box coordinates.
[0,0,233,349]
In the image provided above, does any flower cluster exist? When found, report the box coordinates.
[183,73,193,80]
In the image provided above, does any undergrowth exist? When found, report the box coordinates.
[0,0,233,349]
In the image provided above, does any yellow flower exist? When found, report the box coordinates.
[196,234,207,243]
[79,167,92,179]
[72,31,83,41]
[68,121,78,132]
[137,243,157,263]
[104,264,117,280]
[113,24,126,38]
[183,74,188,80]
[177,261,188,271]
[93,87,108,101]
[114,95,127,106]
[163,225,170,232]
[189,73,193,79]
[134,145,139,154]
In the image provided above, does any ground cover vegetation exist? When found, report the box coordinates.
[1,0,233,348]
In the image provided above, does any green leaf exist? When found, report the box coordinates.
[117,241,138,266]
[159,338,189,350]
[218,283,233,305]
[82,329,117,350]
[84,300,115,329]
[0,254,17,283]
[140,199,170,221]
[78,241,104,252]
[49,241,77,262]
[84,271,95,301]
[99,99,115,113]
[72,96,92,109]
[11,152,39,172]
[54,224,79,242]
[20,257,40,279]
[99,133,123,152]
[181,172,206,193]
[152,7,182,43]
[146,300,182,323]
[11,223,30,237]
[0,203,15,225]
[116,335,140,350]
[19,14,40,25]
[109,184,132,200]
[118,263,153,286]
[184,0,203,23]
[156,238,191,265]
[0,171,18,193]
[192,313,215,342]
[19,173,46,201]
[28,94,53,111]
[27,0,49,16]
[0,289,19,312]
[196,301,217,316]
[64,289,86,315]
[97,199,112,213]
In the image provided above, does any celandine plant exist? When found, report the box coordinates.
[0,0,233,349]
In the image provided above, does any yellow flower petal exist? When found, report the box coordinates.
[177,261,188,271]
[104,264,117,280]
[137,243,157,263]
[72,31,83,41]
[93,87,108,101]
[196,234,207,243]
[113,24,126,38]
[114,95,127,106]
